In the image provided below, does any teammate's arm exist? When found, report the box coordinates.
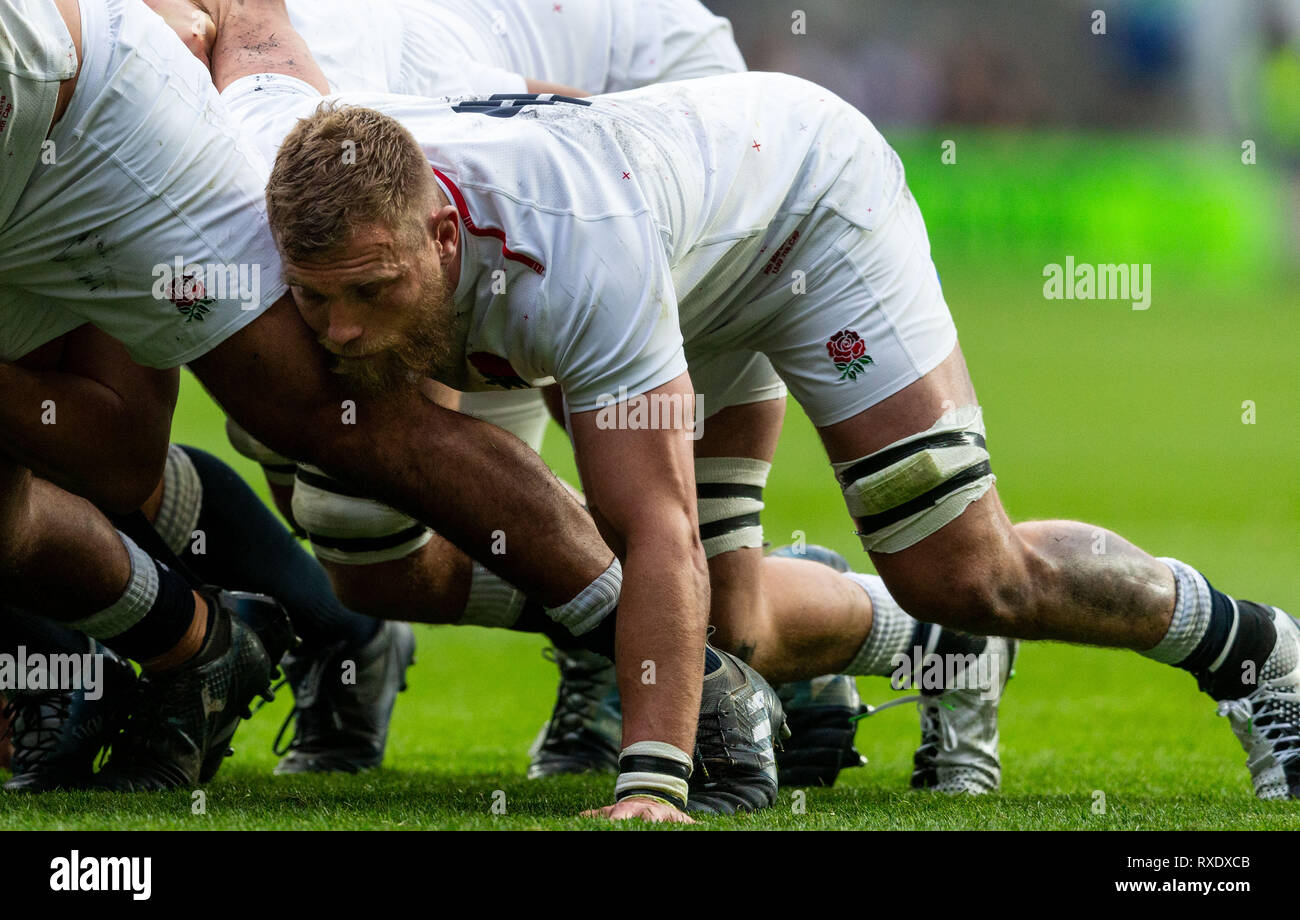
[568,373,709,819]
[522,80,589,98]
[0,326,179,512]
[201,0,328,92]
[142,0,217,68]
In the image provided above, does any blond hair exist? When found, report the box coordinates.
[266,102,432,262]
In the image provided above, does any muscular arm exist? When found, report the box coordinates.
[568,374,710,756]
[192,0,329,92]
[190,296,614,606]
[0,327,179,512]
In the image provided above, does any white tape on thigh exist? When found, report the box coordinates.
[225,417,298,486]
[291,465,432,565]
[695,457,770,558]
[833,405,995,553]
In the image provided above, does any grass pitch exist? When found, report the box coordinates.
[3,256,1297,830]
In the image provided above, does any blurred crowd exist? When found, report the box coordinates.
[710,0,1300,144]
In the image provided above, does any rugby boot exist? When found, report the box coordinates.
[1214,605,1300,799]
[688,647,789,814]
[527,646,621,778]
[3,639,136,792]
[855,632,1017,793]
[95,589,292,790]
[768,543,868,787]
[273,620,416,774]
[0,697,10,771]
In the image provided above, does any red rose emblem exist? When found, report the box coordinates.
[827,330,865,363]
[825,329,873,381]
[169,272,205,308]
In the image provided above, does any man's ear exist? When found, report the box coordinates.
[430,205,460,271]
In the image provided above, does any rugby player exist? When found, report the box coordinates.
[234,10,1300,810]
[149,0,882,790]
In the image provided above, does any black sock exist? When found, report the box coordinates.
[515,600,617,659]
[179,446,380,651]
[105,558,200,663]
[907,622,988,690]
[1180,579,1277,700]
[110,510,201,587]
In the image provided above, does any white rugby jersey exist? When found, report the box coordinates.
[224,71,900,411]
[287,0,743,99]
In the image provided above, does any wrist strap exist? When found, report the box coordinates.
[615,741,692,811]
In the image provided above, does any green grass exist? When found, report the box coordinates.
[2,258,1298,830]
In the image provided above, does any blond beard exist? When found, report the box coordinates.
[331,275,457,397]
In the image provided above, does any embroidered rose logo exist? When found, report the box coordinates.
[826,329,873,381]
[169,272,213,323]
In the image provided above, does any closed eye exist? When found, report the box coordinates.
[356,281,392,301]
[291,285,324,307]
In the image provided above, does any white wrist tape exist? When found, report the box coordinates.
[616,741,693,808]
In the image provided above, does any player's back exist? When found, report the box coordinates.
[501,72,903,338]
[226,71,900,343]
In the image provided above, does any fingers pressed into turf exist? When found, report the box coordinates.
[580,800,696,824]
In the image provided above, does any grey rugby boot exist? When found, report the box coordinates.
[274,620,416,774]
[527,646,621,777]
[3,639,136,792]
[96,590,292,790]
[1215,605,1300,800]
[688,647,790,814]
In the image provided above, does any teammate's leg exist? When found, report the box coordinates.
[801,236,1294,798]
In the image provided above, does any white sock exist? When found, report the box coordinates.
[842,571,921,676]
[546,558,622,636]
[458,562,526,629]
[1141,558,1213,665]
[154,445,203,556]
[67,532,159,640]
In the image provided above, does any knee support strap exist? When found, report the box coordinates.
[695,457,769,558]
[290,466,433,565]
[834,405,995,553]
